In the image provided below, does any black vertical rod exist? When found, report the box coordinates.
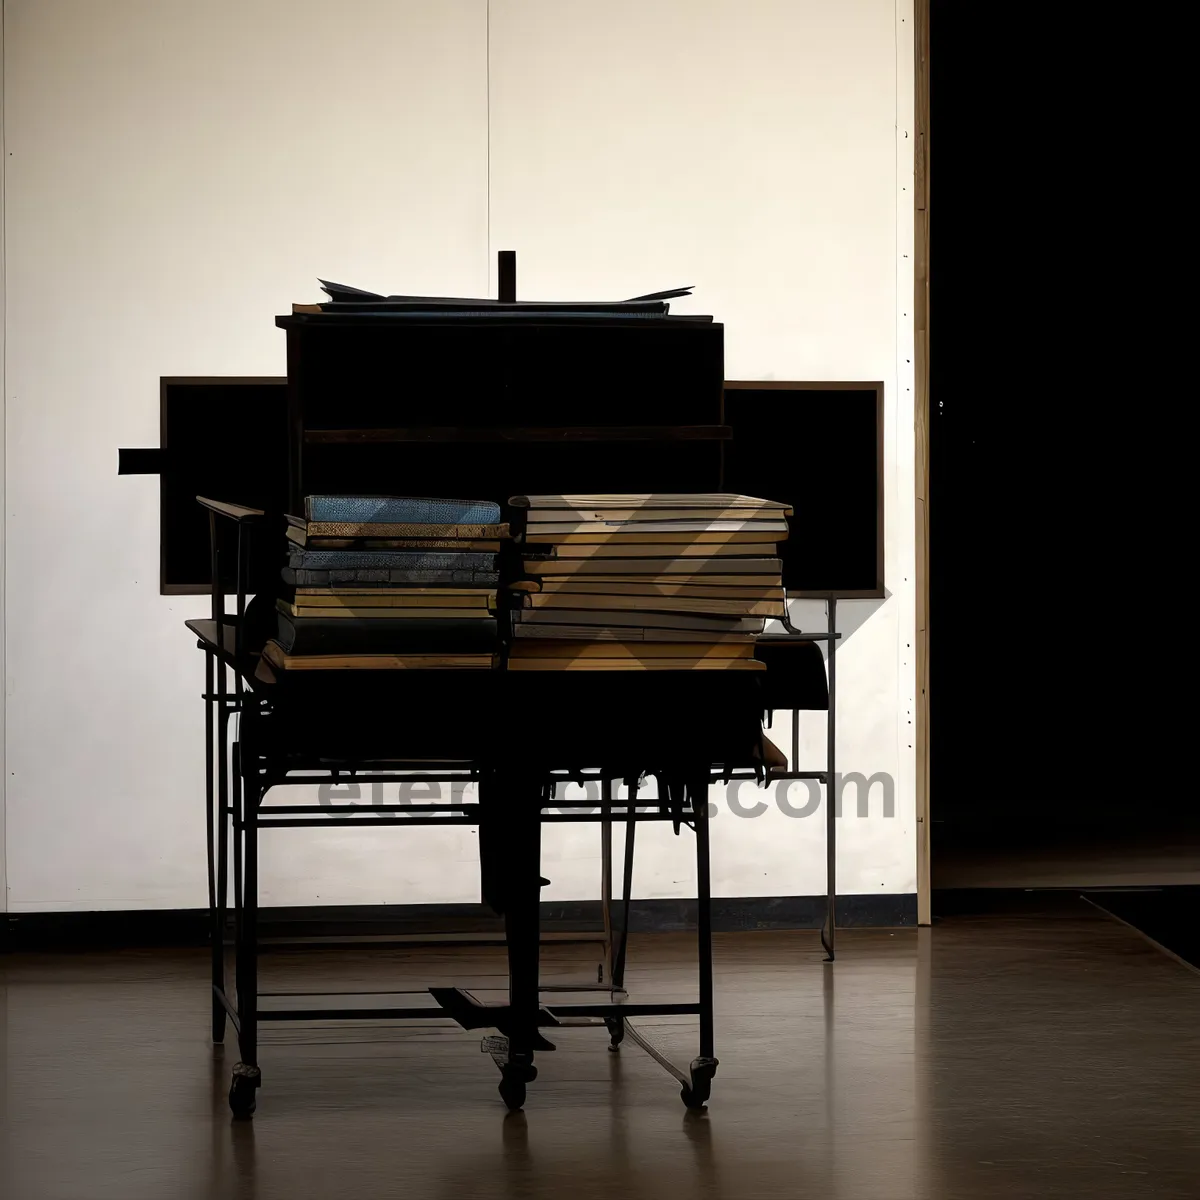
[504,773,542,1055]
[498,250,516,302]
[239,766,259,1069]
[205,650,224,1041]
[231,729,244,1018]
[822,598,837,961]
[600,777,613,985]
[215,651,231,1029]
[695,779,715,1060]
[612,780,638,990]
[204,651,216,913]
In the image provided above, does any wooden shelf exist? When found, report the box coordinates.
[304,425,732,445]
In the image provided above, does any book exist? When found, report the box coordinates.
[262,641,494,671]
[525,575,783,588]
[509,493,791,513]
[304,496,501,524]
[520,558,781,576]
[520,508,791,523]
[295,520,510,540]
[275,615,497,655]
[510,624,758,642]
[527,581,784,600]
[508,658,765,671]
[523,520,789,537]
[279,602,492,620]
[510,640,752,658]
[513,609,766,633]
[528,543,779,559]
[286,590,497,607]
[287,549,497,571]
[283,568,501,586]
[520,593,785,618]
[286,526,500,551]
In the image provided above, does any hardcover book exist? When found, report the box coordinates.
[304,496,502,525]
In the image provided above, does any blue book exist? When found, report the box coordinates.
[304,496,501,525]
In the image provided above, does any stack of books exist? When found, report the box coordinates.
[505,494,791,671]
[261,496,507,672]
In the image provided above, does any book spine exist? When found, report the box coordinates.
[304,496,502,525]
[276,615,497,654]
[282,568,501,586]
[287,550,497,570]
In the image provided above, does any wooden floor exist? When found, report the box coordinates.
[3,905,1199,1199]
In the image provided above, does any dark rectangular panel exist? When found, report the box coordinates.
[159,378,288,593]
[722,383,884,597]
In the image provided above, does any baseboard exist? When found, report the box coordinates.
[3,893,917,952]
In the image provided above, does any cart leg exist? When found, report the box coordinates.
[600,777,613,986]
[230,753,260,1117]
[206,652,227,1043]
[682,776,718,1109]
[611,785,638,995]
[498,777,545,1110]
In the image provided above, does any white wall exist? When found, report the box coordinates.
[3,0,915,912]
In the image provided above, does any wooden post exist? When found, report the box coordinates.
[914,0,932,925]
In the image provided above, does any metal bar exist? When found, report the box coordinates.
[601,777,613,985]
[791,707,800,772]
[260,804,480,815]
[254,812,688,829]
[212,985,242,1035]
[256,817,481,828]
[524,1002,704,1019]
[274,777,475,787]
[204,652,216,914]
[695,778,715,1060]
[757,632,841,642]
[240,773,259,1068]
[822,597,837,962]
[259,1007,444,1022]
[252,1001,703,1022]
[613,795,637,990]
[621,1021,691,1087]
[259,989,436,997]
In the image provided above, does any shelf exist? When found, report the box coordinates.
[304,425,733,445]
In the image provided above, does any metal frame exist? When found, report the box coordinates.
[196,645,835,1115]
[200,644,725,1113]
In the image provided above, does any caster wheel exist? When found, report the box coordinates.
[680,1056,718,1110]
[498,1076,526,1111]
[605,1017,625,1051]
[228,1063,261,1118]
[498,1063,536,1111]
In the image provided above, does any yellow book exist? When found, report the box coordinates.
[508,658,766,671]
[544,542,779,558]
[292,589,497,606]
[282,604,493,620]
[262,641,494,671]
[510,640,752,659]
[523,593,785,618]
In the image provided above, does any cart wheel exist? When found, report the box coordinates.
[228,1064,261,1118]
[498,1075,526,1110]
[680,1057,718,1110]
[605,1017,625,1051]
[498,1063,536,1111]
